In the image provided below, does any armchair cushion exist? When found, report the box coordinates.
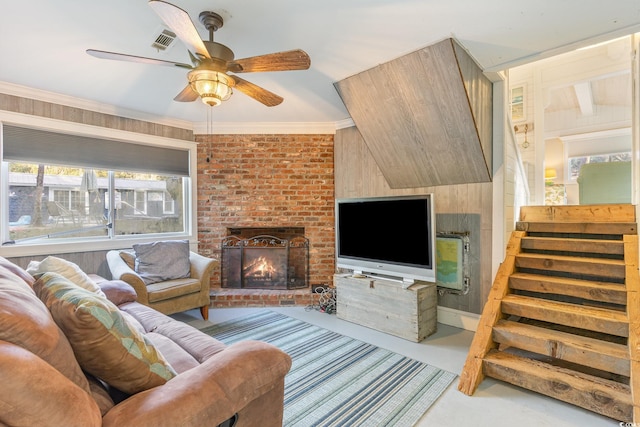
[34,272,177,394]
[133,240,191,285]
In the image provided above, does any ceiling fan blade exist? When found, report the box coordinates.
[86,49,192,69]
[231,76,283,107]
[148,0,210,59]
[174,84,200,102]
[228,49,311,73]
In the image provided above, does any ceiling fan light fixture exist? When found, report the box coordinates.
[188,69,234,106]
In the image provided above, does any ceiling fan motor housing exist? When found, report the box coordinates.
[187,66,234,106]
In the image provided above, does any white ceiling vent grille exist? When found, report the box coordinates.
[151,28,177,51]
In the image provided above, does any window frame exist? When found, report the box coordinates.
[0,111,198,258]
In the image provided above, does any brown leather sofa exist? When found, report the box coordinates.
[0,256,291,427]
[107,249,215,320]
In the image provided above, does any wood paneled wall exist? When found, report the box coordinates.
[0,93,193,141]
[334,38,492,189]
[335,126,493,314]
[8,250,113,279]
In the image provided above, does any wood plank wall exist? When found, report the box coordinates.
[335,126,493,314]
[0,93,194,274]
[334,38,493,189]
[0,93,193,141]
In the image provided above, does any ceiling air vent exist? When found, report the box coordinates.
[151,28,177,52]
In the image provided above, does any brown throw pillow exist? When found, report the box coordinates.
[34,272,177,395]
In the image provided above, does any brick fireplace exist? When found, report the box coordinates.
[195,133,335,307]
[221,227,308,290]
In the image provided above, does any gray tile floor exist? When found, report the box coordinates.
[175,307,618,427]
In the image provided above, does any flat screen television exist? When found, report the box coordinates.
[335,194,436,284]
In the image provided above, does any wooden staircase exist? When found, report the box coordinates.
[459,204,640,422]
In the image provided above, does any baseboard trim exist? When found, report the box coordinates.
[437,306,479,332]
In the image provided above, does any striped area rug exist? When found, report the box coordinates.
[200,310,456,427]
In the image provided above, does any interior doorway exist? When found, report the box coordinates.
[508,35,635,206]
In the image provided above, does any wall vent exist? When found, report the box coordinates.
[151,28,177,51]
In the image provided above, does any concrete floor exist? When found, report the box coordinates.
[174,306,618,427]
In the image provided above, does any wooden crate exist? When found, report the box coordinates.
[335,274,437,342]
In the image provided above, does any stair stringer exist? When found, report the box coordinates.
[457,230,524,394]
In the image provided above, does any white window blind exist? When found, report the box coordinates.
[3,125,190,176]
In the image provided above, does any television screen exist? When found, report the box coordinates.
[335,195,435,283]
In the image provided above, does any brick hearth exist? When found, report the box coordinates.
[209,288,321,308]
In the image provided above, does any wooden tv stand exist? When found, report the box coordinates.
[334,274,437,342]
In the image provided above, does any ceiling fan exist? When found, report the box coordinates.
[87,0,310,107]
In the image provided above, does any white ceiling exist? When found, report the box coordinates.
[1,0,640,132]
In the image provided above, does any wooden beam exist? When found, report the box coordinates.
[515,253,626,280]
[519,204,636,223]
[517,221,637,235]
[509,272,627,305]
[483,351,632,422]
[520,236,624,255]
[492,320,629,376]
[501,295,629,337]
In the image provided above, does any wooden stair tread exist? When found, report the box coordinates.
[509,272,627,305]
[482,350,632,421]
[516,221,637,235]
[515,253,626,280]
[516,252,625,265]
[501,294,629,337]
[520,236,624,255]
[518,205,636,223]
[492,319,630,376]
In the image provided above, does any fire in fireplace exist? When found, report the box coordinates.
[221,234,309,290]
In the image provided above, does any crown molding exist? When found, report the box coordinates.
[0,81,194,130]
[192,118,354,135]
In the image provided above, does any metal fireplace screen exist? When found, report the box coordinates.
[222,235,309,289]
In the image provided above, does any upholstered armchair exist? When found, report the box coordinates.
[106,248,217,320]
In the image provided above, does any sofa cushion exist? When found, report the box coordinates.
[34,272,177,394]
[121,302,228,363]
[133,240,191,285]
[0,256,35,287]
[145,332,200,373]
[27,256,106,297]
[0,262,91,394]
[0,340,102,427]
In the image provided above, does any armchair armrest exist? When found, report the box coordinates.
[189,251,217,281]
[106,250,149,304]
[102,340,292,427]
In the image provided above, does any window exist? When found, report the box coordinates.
[1,122,195,252]
[562,128,632,182]
[568,151,631,180]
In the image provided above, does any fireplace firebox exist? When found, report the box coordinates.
[221,234,309,290]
